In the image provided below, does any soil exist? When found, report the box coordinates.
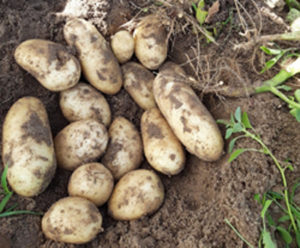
[1,0,300,247]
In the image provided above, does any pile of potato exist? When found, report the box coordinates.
[2,15,224,244]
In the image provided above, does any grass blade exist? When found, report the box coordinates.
[1,165,11,195]
[0,192,12,213]
[0,210,43,218]
[228,149,246,163]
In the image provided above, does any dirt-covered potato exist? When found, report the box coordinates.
[122,62,156,110]
[108,169,164,220]
[2,97,56,197]
[111,30,134,63]
[42,197,103,244]
[14,39,80,91]
[133,15,168,70]
[153,62,224,161]
[60,83,111,126]
[68,163,114,206]
[64,18,122,95]
[101,117,143,180]
[54,119,108,170]
[141,108,185,176]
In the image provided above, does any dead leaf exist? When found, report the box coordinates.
[205,0,220,24]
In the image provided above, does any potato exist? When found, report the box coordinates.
[108,169,164,220]
[101,117,143,180]
[153,62,224,161]
[14,39,80,91]
[141,108,185,176]
[60,82,111,126]
[54,119,108,170]
[2,97,56,197]
[133,15,168,70]
[42,196,103,244]
[64,18,122,95]
[111,30,134,64]
[68,163,114,206]
[122,62,156,110]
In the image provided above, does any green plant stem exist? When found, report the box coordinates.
[269,86,300,110]
[244,129,298,234]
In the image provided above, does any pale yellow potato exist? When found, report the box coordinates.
[60,82,111,126]
[134,15,168,70]
[14,39,80,91]
[54,119,108,170]
[42,197,103,244]
[68,163,114,206]
[111,30,134,64]
[122,62,156,110]
[108,169,164,220]
[153,62,224,161]
[101,117,143,180]
[2,97,56,197]
[64,18,122,95]
[141,108,185,176]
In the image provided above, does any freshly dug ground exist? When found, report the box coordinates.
[1,0,300,247]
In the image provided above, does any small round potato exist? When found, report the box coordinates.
[14,39,81,91]
[42,197,103,244]
[101,117,143,180]
[153,62,224,161]
[111,30,134,63]
[68,163,114,206]
[64,18,122,95]
[122,62,156,110]
[60,83,111,126]
[141,108,185,176]
[134,15,168,70]
[2,97,56,197]
[54,119,108,170]
[108,169,164,220]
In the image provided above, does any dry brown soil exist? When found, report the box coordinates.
[1,0,300,247]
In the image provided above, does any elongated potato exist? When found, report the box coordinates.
[108,169,164,220]
[54,119,108,170]
[14,39,80,91]
[153,63,224,161]
[141,108,185,176]
[60,83,111,126]
[134,15,168,70]
[101,117,143,180]
[42,197,103,244]
[68,163,114,206]
[111,30,134,63]
[2,97,56,197]
[64,18,122,95]
[122,62,156,110]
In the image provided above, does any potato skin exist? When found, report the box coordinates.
[141,108,185,176]
[68,163,114,206]
[54,119,108,170]
[111,30,134,64]
[101,117,143,180]
[42,197,103,244]
[122,62,156,110]
[134,15,168,70]
[153,63,224,161]
[60,82,111,126]
[64,18,122,95]
[108,169,164,220]
[14,39,81,91]
[2,97,56,197]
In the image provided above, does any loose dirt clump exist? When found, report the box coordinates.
[1,0,300,247]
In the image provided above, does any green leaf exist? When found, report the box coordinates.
[290,181,300,202]
[225,128,233,139]
[261,199,273,219]
[296,230,300,247]
[287,164,294,171]
[1,166,11,195]
[267,191,284,200]
[228,136,241,153]
[232,123,243,133]
[192,2,197,12]
[242,112,252,129]
[234,107,242,122]
[230,113,235,124]
[228,149,246,163]
[295,108,300,122]
[266,212,275,226]
[254,193,262,204]
[277,85,292,91]
[0,192,12,213]
[278,215,291,223]
[276,226,292,244]
[260,52,286,74]
[195,0,207,25]
[295,89,300,102]
[262,230,277,248]
[260,46,282,55]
